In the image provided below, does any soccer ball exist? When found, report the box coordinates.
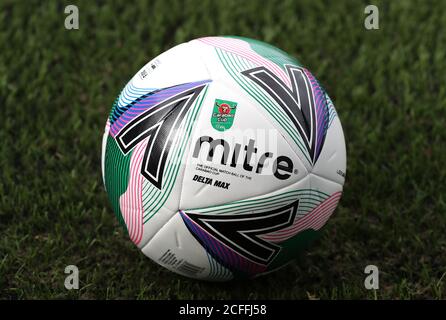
[102,36,346,281]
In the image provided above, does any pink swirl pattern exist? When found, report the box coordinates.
[118,138,149,245]
[261,191,342,243]
[198,36,291,88]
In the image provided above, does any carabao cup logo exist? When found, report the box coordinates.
[211,98,238,132]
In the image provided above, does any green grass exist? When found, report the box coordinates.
[1,0,445,299]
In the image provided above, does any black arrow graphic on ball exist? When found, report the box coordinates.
[115,82,209,190]
[242,65,323,163]
[184,199,299,265]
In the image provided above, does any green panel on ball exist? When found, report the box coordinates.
[268,229,322,271]
[225,36,302,70]
[104,135,132,231]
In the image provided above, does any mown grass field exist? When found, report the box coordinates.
[0,0,445,299]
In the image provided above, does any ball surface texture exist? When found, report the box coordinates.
[102,36,346,281]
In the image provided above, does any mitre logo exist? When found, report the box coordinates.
[192,135,295,180]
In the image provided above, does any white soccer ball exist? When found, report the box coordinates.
[102,36,346,281]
